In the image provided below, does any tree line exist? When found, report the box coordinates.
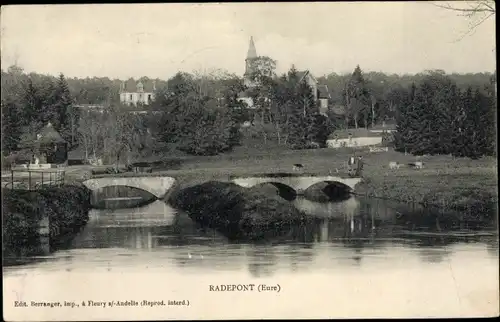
[317,68,496,130]
[1,66,76,155]
[393,70,496,158]
[1,63,496,162]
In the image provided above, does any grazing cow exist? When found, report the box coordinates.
[414,161,423,169]
[293,164,304,171]
[389,161,400,170]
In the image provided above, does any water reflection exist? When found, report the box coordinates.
[3,196,498,277]
[246,245,279,277]
[90,185,157,209]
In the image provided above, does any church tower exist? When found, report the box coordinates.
[244,36,258,87]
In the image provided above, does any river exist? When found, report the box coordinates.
[3,196,499,320]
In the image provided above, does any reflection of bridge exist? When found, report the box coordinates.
[232,175,362,194]
[83,176,176,198]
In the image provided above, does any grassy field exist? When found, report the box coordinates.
[58,145,498,212]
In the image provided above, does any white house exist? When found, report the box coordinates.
[120,79,156,106]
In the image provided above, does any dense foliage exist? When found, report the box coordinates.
[2,185,91,257]
[1,64,496,160]
[149,72,243,155]
[1,68,77,155]
[393,71,496,158]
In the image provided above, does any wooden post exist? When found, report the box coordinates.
[41,172,44,187]
[29,171,32,190]
[11,170,14,189]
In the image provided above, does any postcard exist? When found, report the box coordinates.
[2,2,498,320]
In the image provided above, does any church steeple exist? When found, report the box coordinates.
[246,36,257,60]
[244,36,258,86]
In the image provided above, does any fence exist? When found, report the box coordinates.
[4,169,66,191]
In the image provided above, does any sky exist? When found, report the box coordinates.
[0,2,496,80]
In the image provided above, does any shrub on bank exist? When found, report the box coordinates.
[2,185,92,254]
[168,181,311,240]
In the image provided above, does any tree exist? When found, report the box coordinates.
[394,84,416,154]
[220,76,247,146]
[151,72,241,156]
[246,56,277,125]
[51,74,74,143]
[1,99,23,154]
[433,1,495,41]
[102,105,140,169]
[472,88,496,156]
[286,79,318,149]
[246,56,277,85]
[451,87,473,157]
[39,78,58,126]
[17,78,46,150]
[77,109,104,162]
[345,65,370,129]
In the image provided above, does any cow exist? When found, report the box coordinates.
[414,161,423,169]
[389,161,400,170]
[293,164,304,171]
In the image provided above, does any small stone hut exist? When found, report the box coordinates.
[35,122,68,165]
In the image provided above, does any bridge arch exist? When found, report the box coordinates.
[250,182,297,201]
[83,176,176,199]
[232,175,361,196]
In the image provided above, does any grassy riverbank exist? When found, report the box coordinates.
[2,185,92,258]
[355,153,497,215]
[60,146,497,212]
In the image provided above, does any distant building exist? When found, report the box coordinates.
[317,84,331,115]
[243,36,258,88]
[237,36,331,114]
[34,122,68,165]
[295,70,331,116]
[120,79,156,106]
[237,37,259,109]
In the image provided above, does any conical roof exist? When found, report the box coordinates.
[37,122,67,144]
[246,36,257,59]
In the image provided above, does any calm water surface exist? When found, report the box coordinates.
[3,196,499,319]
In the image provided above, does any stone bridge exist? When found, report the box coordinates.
[83,176,176,199]
[231,175,362,195]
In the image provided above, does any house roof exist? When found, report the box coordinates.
[37,122,67,144]
[331,128,383,139]
[317,84,330,99]
[297,70,317,84]
[121,79,156,93]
